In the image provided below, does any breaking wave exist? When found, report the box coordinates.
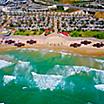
[1,59,104,91]
[95,84,104,91]
[3,75,16,86]
[17,48,39,52]
[31,72,63,91]
[0,59,13,69]
[95,59,104,63]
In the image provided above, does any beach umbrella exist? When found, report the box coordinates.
[26,40,37,44]
[92,43,103,48]
[5,40,9,43]
[100,42,104,47]
[14,42,25,47]
[81,40,92,45]
[70,43,81,48]
[5,40,15,44]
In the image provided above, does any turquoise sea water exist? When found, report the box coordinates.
[0,48,104,104]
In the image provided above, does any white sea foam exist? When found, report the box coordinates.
[69,81,75,92]
[15,61,32,70]
[27,48,39,51]
[11,60,104,90]
[22,87,27,90]
[0,60,13,69]
[60,51,68,56]
[71,66,104,84]
[73,66,90,72]
[14,61,33,77]
[60,52,69,58]
[31,72,63,91]
[94,70,104,84]
[95,59,104,63]
[0,55,14,60]
[87,102,93,104]
[49,50,54,53]
[3,75,16,86]
[95,84,104,91]
[18,48,39,52]
[17,61,31,69]
[48,65,90,77]
[48,64,104,85]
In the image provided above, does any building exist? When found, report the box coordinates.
[0,0,27,5]
[13,0,27,3]
[0,0,8,5]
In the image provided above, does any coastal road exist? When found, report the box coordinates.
[56,4,104,12]
[54,17,58,33]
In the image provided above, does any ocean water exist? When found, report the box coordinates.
[0,48,104,104]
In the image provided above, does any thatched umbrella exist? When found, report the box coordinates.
[70,43,81,48]
[81,40,92,45]
[92,43,103,48]
[100,42,104,47]
[26,40,37,44]
[5,40,15,44]
[14,42,25,47]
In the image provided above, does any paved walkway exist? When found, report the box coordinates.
[54,17,58,33]
[0,16,11,32]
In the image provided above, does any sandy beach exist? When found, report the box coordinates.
[0,35,104,57]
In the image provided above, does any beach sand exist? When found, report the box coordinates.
[0,35,104,57]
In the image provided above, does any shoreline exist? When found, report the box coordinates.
[0,35,104,57]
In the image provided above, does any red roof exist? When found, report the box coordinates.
[59,32,69,36]
[45,29,53,33]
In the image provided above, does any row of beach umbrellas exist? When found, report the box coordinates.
[4,39,37,47]
[70,40,104,48]
[93,42,104,48]
[3,39,104,48]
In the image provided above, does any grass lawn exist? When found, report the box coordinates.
[14,29,44,36]
[70,30,104,39]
